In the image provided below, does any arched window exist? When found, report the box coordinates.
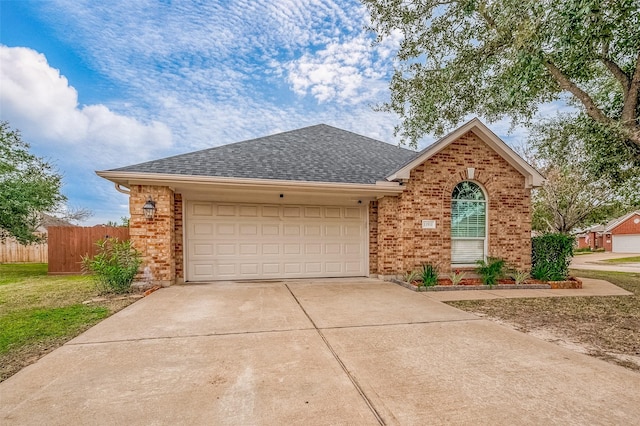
[451,181,486,264]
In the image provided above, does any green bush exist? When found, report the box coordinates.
[420,263,439,287]
[475,257,506,287]
[531,233,574,281]
[81,238,142,294]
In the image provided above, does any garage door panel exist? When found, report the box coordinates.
[284,225,301,236]
[305,263,322,273]
[186,202,366,280]
[261,224,280,236]
[305,207,321,217]
[216,224,235,235]
[192,203,214,216]
[325,225,341,237]
[262,244,280,255]
[284,244,301,255]
[193,244,213,256]
[612,234,640,253]
[283,207,301,217]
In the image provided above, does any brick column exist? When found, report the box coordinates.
[376,196,402,276]
[129,185,175,287]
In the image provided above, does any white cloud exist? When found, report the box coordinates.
[0,45,172,166]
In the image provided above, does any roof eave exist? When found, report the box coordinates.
[96,171,406,196]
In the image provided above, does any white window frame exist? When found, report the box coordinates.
[451,181,488,267]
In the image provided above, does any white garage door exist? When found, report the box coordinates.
[185,201,367,281]
[612,234,640,253]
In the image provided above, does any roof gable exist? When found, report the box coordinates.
[386,118,544,188]
[605,210,640,232]
[109,124,417,185]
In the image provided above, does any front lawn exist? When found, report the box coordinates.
[602,256,640,264]
[447,269,640,371]
[0,263,138,382]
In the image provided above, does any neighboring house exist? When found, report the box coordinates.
[97,118,544,286]
[603,210,640,253]
[576,224,605,251]
[576,210,640,253]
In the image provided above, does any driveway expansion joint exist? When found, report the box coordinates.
[284,284,387,426]
[64,327,317,346]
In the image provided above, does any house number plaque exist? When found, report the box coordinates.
[421,220,436,229]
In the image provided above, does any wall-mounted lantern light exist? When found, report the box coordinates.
[142,197,156,220]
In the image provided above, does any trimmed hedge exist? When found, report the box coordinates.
[531,234,574,281]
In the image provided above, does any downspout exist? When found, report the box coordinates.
[114,183,130,195]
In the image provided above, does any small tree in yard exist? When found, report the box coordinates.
[0,122,65,244]
[82,238,142,294]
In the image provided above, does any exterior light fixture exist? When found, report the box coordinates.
[142,197,156,220]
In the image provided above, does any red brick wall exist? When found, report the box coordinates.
[129,185,176,286]
[611,213,640,235]
[377,196,401,274]
[375,130,532,275]
[174,194,184,282]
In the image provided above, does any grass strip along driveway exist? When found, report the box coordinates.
[448,269,640,371]
[0,263,137,382]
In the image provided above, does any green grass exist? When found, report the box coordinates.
[602,256,640,264]
[0,305,109,354]
[0,263,138,381]
[0,263,48,285]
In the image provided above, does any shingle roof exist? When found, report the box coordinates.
[110,124,418,184]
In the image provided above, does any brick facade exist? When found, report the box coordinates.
[373,131,532,276]
[129,185,176,286]
[174,194,184,283]
[610,213,640,235]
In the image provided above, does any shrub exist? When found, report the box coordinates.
[449,270,466,285]
[402,270,420,284]
[475,257,506,287]
[81,238,142,294]
[531,234,574,281]
[420,263,439,287]
[509,269,530,285]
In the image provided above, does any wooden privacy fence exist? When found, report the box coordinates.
[0,238,48,263]
[48,226,130,274]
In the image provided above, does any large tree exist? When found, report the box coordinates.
[526,116,639,233]
[0,122,66,244]
[363,0,640,158]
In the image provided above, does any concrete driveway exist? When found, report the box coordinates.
[2,278,639,425]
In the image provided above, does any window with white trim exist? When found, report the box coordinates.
[451,181,486,264]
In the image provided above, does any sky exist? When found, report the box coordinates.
[1,0,544,225]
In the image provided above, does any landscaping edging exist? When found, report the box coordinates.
[390,278,551,292]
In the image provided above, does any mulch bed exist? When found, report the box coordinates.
[392,277,582,292]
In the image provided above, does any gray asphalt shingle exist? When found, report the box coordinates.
[110,124,417,184]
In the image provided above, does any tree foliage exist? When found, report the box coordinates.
[363,0,640,157]
[526,114,639,233]
[0,122,66,244]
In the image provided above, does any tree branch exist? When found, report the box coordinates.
[600,43,630,92]
[543,59,616,127]
[621,51,640,126]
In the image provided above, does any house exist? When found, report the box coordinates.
[576,224,605,251]
[576,210,640,253]
[603,210,640,253]
[97,118,544,286]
